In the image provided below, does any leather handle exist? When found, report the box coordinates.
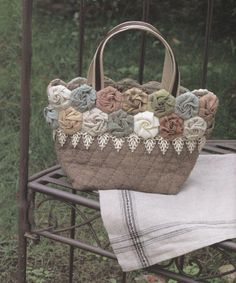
[87,22,180,96]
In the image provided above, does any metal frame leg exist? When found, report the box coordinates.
[18,0,33,282]
[69,190,76,283]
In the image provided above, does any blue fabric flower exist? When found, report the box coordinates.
[44,106,59,129]
[175,91,199,120]
[71,84,96,112]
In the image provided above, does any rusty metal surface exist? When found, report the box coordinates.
[36,231,117,260]
[18,0,33,282]
[77,0,85,76]
[138,0,150,84]
[201,0,214,88]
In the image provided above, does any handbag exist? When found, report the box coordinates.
[44,21,219,194]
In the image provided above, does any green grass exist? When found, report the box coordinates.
[0,0,236,282]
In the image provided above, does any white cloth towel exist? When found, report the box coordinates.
[99,154,236,271]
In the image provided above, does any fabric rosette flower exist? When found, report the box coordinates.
[82,108,108,137]
[71,84,96,113]
[58,107,83,135]
[160,113,184,140]
[96,86,122,113]
[205,119,215,136]
[192,89,209,98]
[44,106,59,129]
[122,87,148,114]
[197,91,219,123]
[108,109,134,137]
[134,111,160,139]
[175,91,199,120]
[183,116,207,140]
[47,85,72,110]
[148,89,175,118]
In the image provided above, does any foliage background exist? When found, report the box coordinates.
[0,0,236,282]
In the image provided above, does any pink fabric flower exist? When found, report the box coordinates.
[96,86,122,113]
[160,113,184,140]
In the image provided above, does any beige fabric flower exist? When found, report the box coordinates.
[96,86,122,113]
[183,116,207,140]
[192,89,209,97]
[122,87,148,114]
[58,107,83,135]
[48,85,71,110]
[206,119,215,136]
[160,113,184,140]
[82,108,108,137]
[198,91,219,123]
[134,111,160,139]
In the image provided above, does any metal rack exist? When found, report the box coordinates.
[18,0,236,282]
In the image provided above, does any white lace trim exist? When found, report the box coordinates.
[55,129,206,155]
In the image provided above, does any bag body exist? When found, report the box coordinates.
[44,21,219,194]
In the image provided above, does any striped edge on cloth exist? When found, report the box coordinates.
[99,154,236,271]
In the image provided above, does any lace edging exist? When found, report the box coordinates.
[54,129,206,155]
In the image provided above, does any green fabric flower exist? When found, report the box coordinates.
[108,109,134,137]
[148,89,175,118]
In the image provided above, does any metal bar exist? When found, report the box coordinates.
[69,190,76,283]
[52,214,100,234]
[138,0,150,84]
[40,176,76,189]
[148,266,204,283]
[29,164,60,181]
[18,0,33,282]
[201,0,214,88]
[121,272,127,283]
[36,231,117,260]
[207,140,236,144]
[215,241,236,252]
[78,0,85,76]
[28,182,100,210]
[202,145,232,154]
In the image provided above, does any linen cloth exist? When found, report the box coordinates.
[99,154,236,271]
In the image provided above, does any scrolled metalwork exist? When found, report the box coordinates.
[152,245,236,281]
[30,193,111,251]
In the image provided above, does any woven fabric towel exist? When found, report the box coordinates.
[99,154,236,271]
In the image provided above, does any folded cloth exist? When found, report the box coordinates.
[99,154,236,271]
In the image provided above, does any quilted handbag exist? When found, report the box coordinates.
[44,21,219,194]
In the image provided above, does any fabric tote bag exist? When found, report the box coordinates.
[44,21,219,194]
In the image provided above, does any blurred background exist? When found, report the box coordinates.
[0,0,236,282]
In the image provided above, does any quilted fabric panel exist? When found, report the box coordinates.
[55,139,198,194]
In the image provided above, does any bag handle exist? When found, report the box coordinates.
[87,22,178,93]
[107,21,177,91]
[87,21,175,90]
[87,22,180,96]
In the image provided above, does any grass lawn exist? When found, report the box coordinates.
[0,0,236,282]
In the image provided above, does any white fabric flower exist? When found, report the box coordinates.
[183,116,207,140]
[47,85,71,110]
[134,111,160,139]
[82,108,108,137]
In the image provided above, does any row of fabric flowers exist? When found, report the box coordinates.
[44,84,218,141]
